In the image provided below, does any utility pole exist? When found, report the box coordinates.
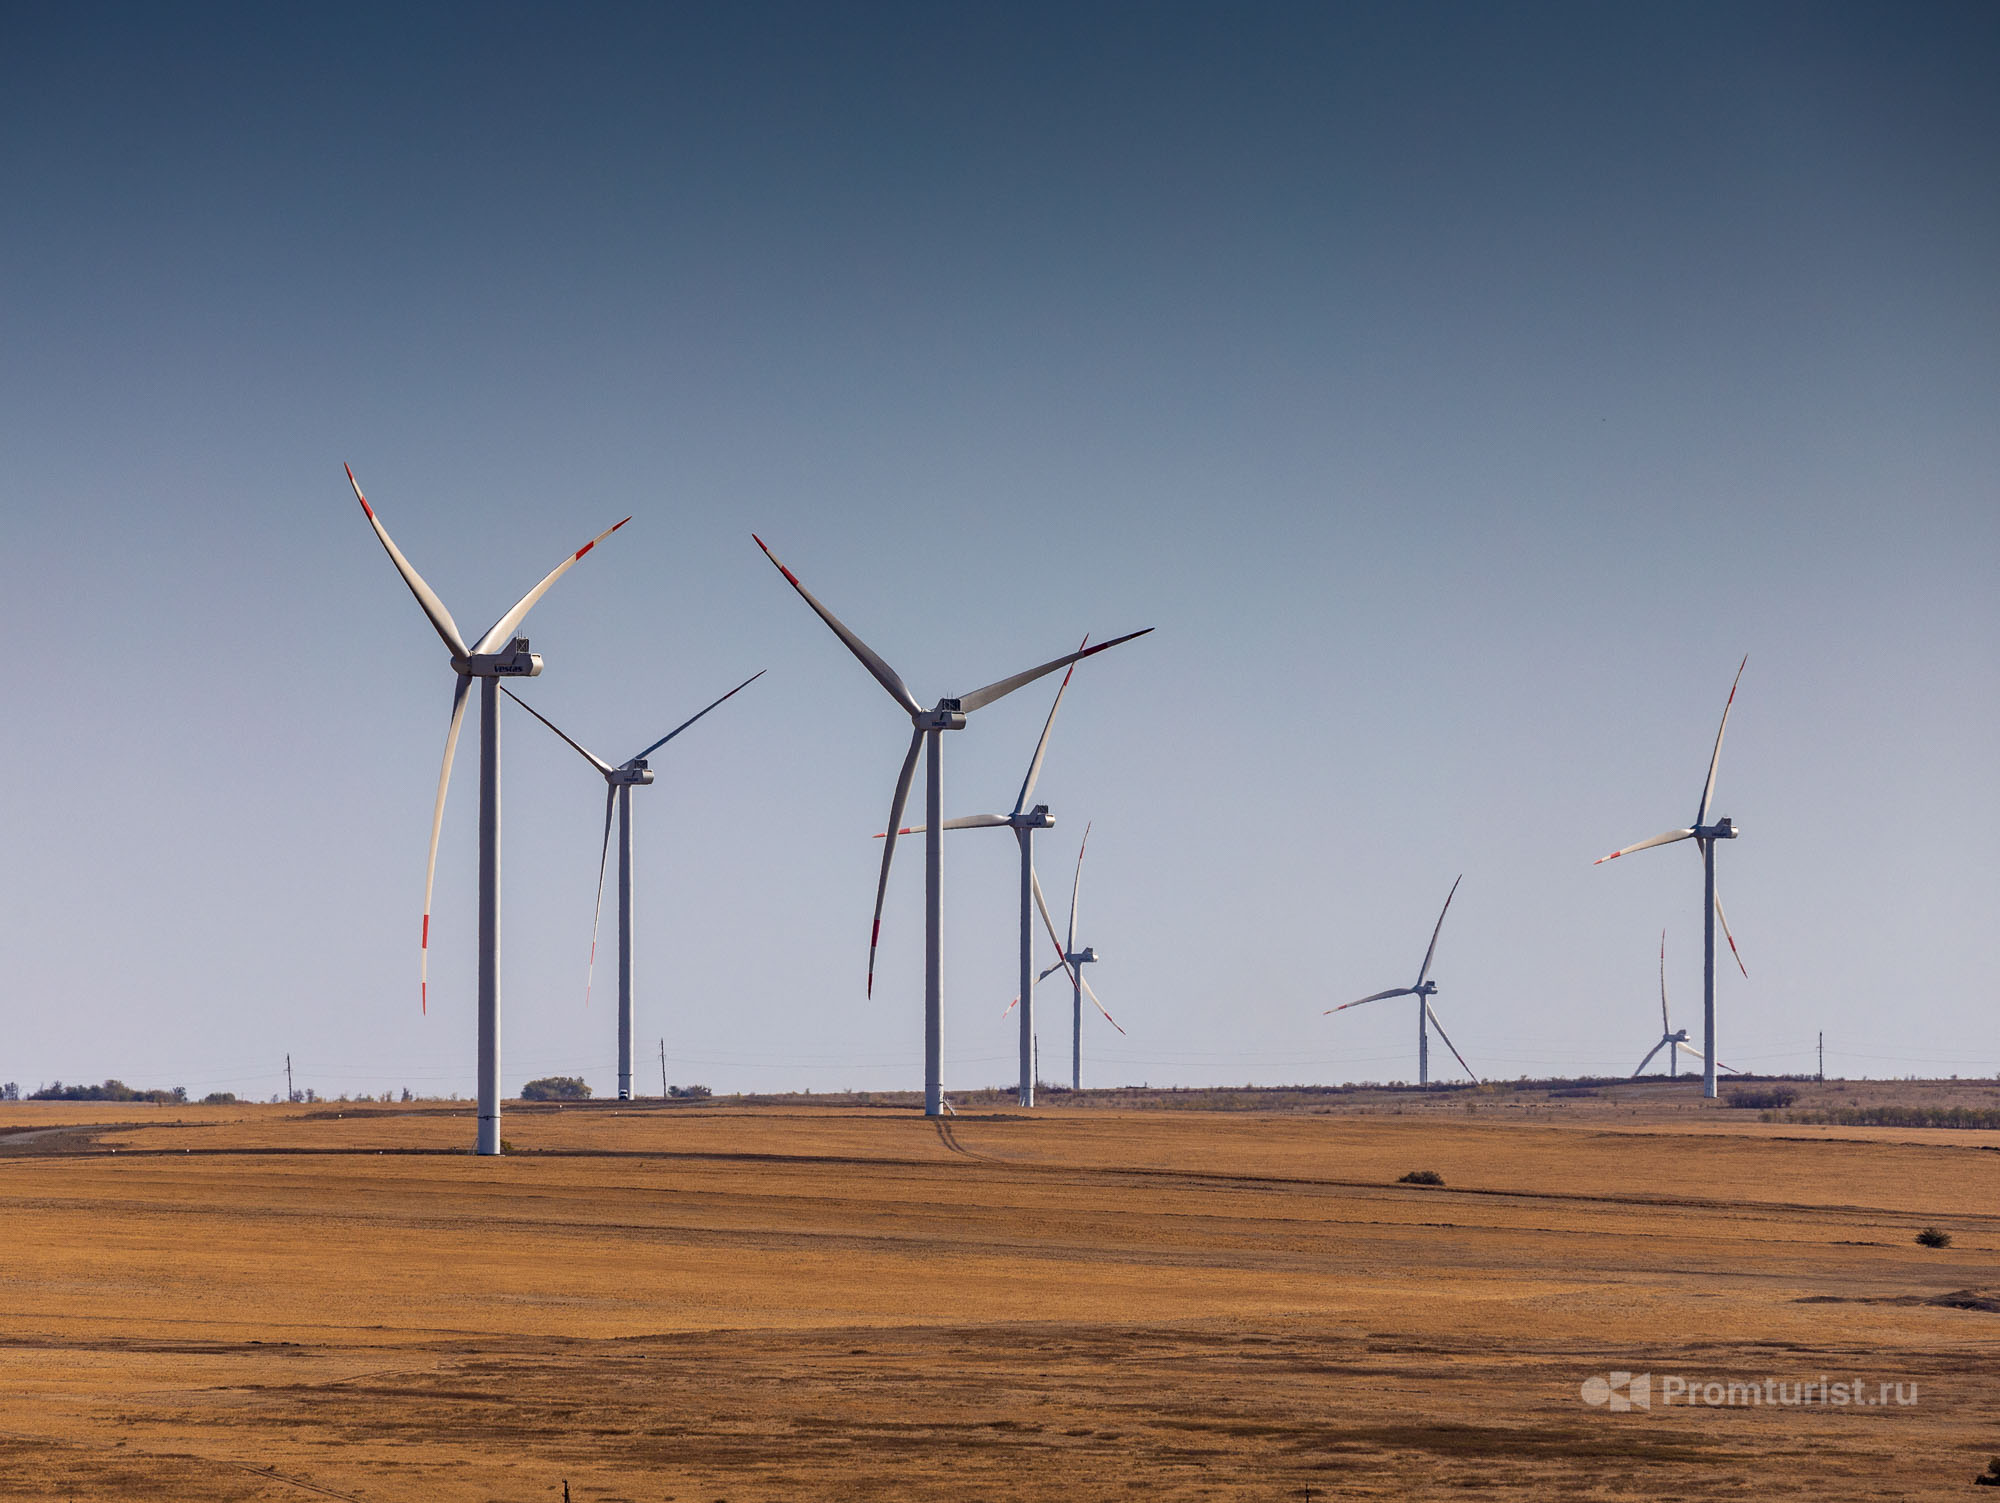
[285,1054,294,1104]
[1818,1031,1824,1083]
[659,1037,668,1099]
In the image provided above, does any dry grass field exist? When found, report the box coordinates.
[4,1088,1999,1500]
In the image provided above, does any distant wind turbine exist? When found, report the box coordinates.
[1596,657,1749,1100]
[503,670,765,1099]
[1632,931,1740,1080]
[1029,822,1122,1092]
[880,638,1090,1108]
[1326,876,1475,1086]
[754,534,1150,1116]
[349,464,628,1155]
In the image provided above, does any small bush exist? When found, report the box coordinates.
[1916,1227,1952,1249]
[667,1083,712,1099]
[520,1076,591,1101]
[1976,1457,2000,1486]
[199,1092,238,1106]
[1398,1169,1445,1186]
[1724,1087,1798,1109]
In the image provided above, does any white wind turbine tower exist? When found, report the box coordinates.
[502,670,765,1100]
[880,638,1100,1108]
[754,535,1150,1117]
[1632,930,1741,1080]
[1596,657,1749,1100]
[1325,876,1476,1086]
[349,465,629,1155]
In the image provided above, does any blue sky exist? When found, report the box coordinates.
[2,2,1995,1100]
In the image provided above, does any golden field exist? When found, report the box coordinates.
[3,1088,1998,1500]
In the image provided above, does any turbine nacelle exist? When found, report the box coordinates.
[1415,979,1438,997]
[1070,945,1099,965]
[454,637,543,679]
[610,761,655,787]
[1695,815,1738,840]
[915,699,967,732]
[1012,803,1055,831]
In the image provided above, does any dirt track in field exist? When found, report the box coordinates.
[2,1097,1997,1499]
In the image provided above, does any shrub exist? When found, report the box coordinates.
[1724,1087,1798,1109]
[1398,1169,1445,1186]
[199,1092,238,1106]
[520,1076,591,1101]
[1916,1227,1952,1249]
[29,1079,185,1104]
[667,1084,712,1099]
[1786,1105,2000,1130]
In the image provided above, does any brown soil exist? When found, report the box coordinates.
[2,1095,1996,1499]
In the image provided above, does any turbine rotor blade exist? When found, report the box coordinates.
[585,785,615,1007]
[1014,634,1086,814]
[958,628,1153,714]
[753,536,922,716]
[1031,865,1076,984]
[501,687,615,774]
[1326,987,1417,1014]
[1632,1039,1669,1078]
[1595,827,1695,864]
[1079,972,1124,1035]
[348,464,469,659]
[1068,821,1091,955]
[1659,929,1670,1033]
[869,813,1011,839]
[1424,1002,1477,1083]
[868,730,925,998]
[420,673,474,1013]
[629,669,768,763]
[1713,887,1748,977]
[1696,654,1748,828]
[1416,874,1462,986]
[471,515,632,656]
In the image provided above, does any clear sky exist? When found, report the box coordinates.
[3,2,1995,1101]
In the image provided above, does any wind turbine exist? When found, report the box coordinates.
[879,638,1094,1108]
[1596,656,1749,1100]
[349,464,628,1155]
[1632,931,1741,1080]
[1325,876,1475,1086]
[1029,822,1122,1092]
[502,670,765,1100]
[753,534,1150,1116]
